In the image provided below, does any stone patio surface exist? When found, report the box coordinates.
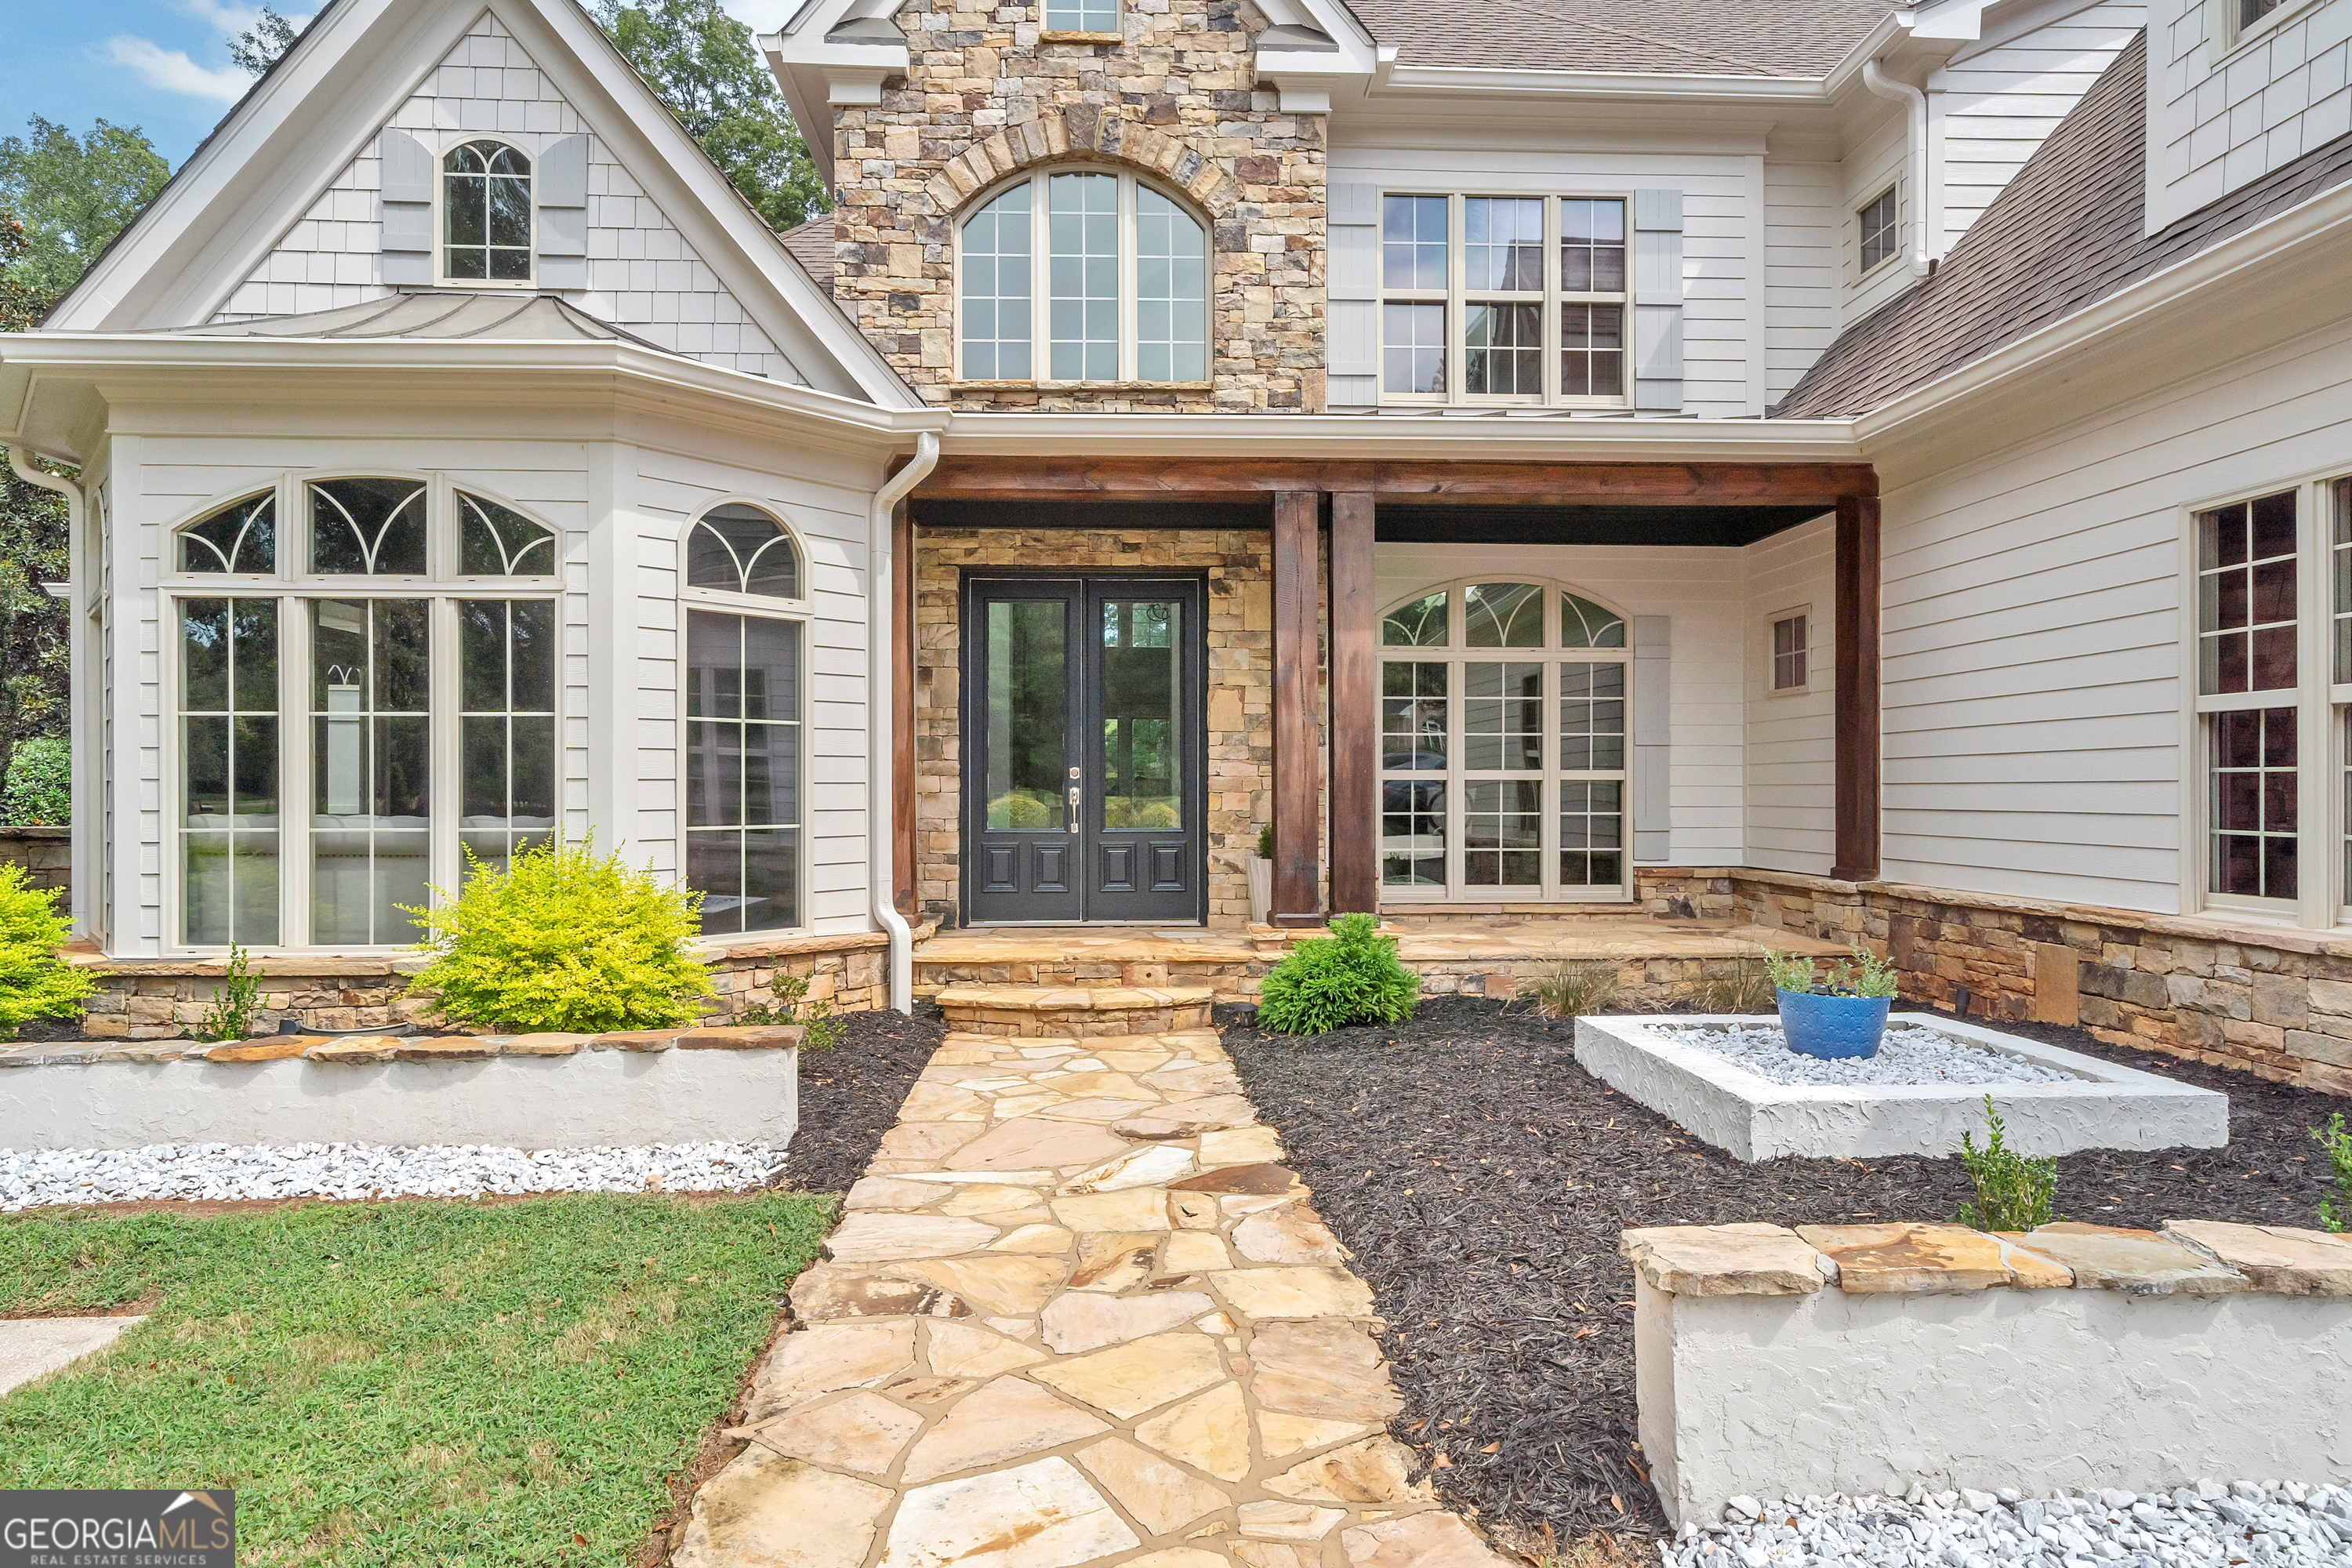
[676,1025,1512,1568]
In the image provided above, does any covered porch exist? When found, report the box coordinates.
[888,453,1883,938]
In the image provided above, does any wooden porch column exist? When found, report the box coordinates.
[1328,492,1377,916]
[891,499,918,920]
[1272,491,1323,926]
[1832,491,1882,883]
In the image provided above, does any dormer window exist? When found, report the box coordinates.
[443,140,532,284]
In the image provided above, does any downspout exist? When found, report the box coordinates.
[868,430,939,1014]
[1862,56,1933,277]
[6,444,86,936]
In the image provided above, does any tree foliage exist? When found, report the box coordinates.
[0,118,170,299]
[230,6,303,75]
[594,0,828,232]
[0,204,74,803]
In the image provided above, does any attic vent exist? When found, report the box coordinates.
[826,16,906,43]
[1257,23,1338,51]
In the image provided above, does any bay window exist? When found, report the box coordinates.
[1378,579,1631,903]
[957,170,1209,386]
[170,477,560,949]
[1381,194,1628,407]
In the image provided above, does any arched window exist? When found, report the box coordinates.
[681,503,804,937]
[1378,580,1632,902]
[958,170,1209,385]
[443,140,532,283]
[167,477,562,949]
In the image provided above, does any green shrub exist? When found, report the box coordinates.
[194,943,263,1044]
[1254,913,1420,1035]
[1765,945,1898,999]
[735,972,845,1052]
[404,835,714,1033]
[2,735,69,826]
[1529,957,1620,1019]
[1955,1095,2061,1232]
[1254,822,1274,860]
[2312,1112,2352,1233]
[0,862,93,1039]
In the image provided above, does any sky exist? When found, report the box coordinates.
[0,0,799,171]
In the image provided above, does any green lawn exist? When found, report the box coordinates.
[0,1192,834,1566]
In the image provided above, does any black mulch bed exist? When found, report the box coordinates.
[781,1004,946,1193]
[1223,996,2347,1550]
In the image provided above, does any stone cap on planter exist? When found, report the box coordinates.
[0,1024,802,1069]
[1622,1219,2352,1299]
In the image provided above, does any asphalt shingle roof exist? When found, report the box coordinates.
[1341,0,1889,77]
[778,216,834,296]
[1774,31,2352,419]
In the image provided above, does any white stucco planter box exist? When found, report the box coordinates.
[1573,1012,2226,1160]
[1630,1221,2352,1527]
[0,1031,799,1152]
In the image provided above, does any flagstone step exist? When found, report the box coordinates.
[932,984,1217,1038]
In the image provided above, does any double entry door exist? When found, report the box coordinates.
[964,575,1207,924]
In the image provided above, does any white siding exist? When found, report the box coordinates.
[2150,0,2352,231]
[1879,319,2352,916]
[1931,2,2147,247]
[1371,542,1746,866]
[1841,112,1915,328]
[1326,140,1766,416]
[213,13,807,383]
[1742,515,1836,873]
[1762,160,1842,403]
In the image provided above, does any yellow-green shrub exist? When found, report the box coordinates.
[0,862,94,1039]
[404,836,714,1033]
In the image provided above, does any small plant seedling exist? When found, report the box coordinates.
[1530,958,1621,1020]
[1255,913,1420,1035]
[1763,946,1898,999]
[2311,1112,2352,1233]
[1956,1094,2061,1232]
[195,943,263,1043]
[736,973,846,1051]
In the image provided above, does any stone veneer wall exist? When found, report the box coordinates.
[1734,868,2352,1097]
[918,526,1316,926]
[73,935,889,1040]
[833,0,1326,412]
[0,826,69,898]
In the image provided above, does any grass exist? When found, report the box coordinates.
[1528,958,1622,1019]
[0,1192,833,1566]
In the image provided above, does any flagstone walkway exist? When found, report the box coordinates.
[673,1025,1514,1568]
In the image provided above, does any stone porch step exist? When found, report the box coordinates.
[933,983,1217,1038]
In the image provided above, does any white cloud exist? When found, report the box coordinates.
[100,35,252,104]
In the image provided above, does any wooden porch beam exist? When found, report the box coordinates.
[891,499,918,920]
[913,457,1876,508]
[1831,492,1882,884]
[1271,491,1323,927]
[1328,492,1377,917]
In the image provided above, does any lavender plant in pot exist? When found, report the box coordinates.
[1763,946,1900,1059]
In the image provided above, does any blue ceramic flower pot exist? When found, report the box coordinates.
[1775,988,1892,1059]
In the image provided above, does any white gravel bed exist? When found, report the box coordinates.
[1669,1480,2352,1567]
[1649,1021,2081,1089]
[0,1141,789,1211]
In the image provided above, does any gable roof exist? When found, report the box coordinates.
[1342,0,1890,77]
[778,216,833,296]
[38,0,915,407]
[1775,31,2352,419]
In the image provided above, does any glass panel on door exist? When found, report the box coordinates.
[1099,598,1182,829]
[985,600,1069,830]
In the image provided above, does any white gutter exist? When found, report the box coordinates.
[868,430,939,1014]
[1862,56,1934,276]
[7,441,87,938]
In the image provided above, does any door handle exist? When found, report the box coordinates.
[1067,784,1080,834]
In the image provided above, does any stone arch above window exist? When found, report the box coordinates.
[921,107,1238,222]
[179,492,277,574]
[685,503,801,599]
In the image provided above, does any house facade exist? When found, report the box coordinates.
[9,0,2352,1094]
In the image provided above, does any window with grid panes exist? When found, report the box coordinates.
[1379,194,1627,406]
[1377,580,1630,902]
[1859,185,1899,274]
[1772,612,1809,691]
[2197,489,2300,906]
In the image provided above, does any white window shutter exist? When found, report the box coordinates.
[1327,181,1377,408]
[1632,188,1683,412]
[1633,614,1671,861]
[536,133,588,289]
[380,129,434,288]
